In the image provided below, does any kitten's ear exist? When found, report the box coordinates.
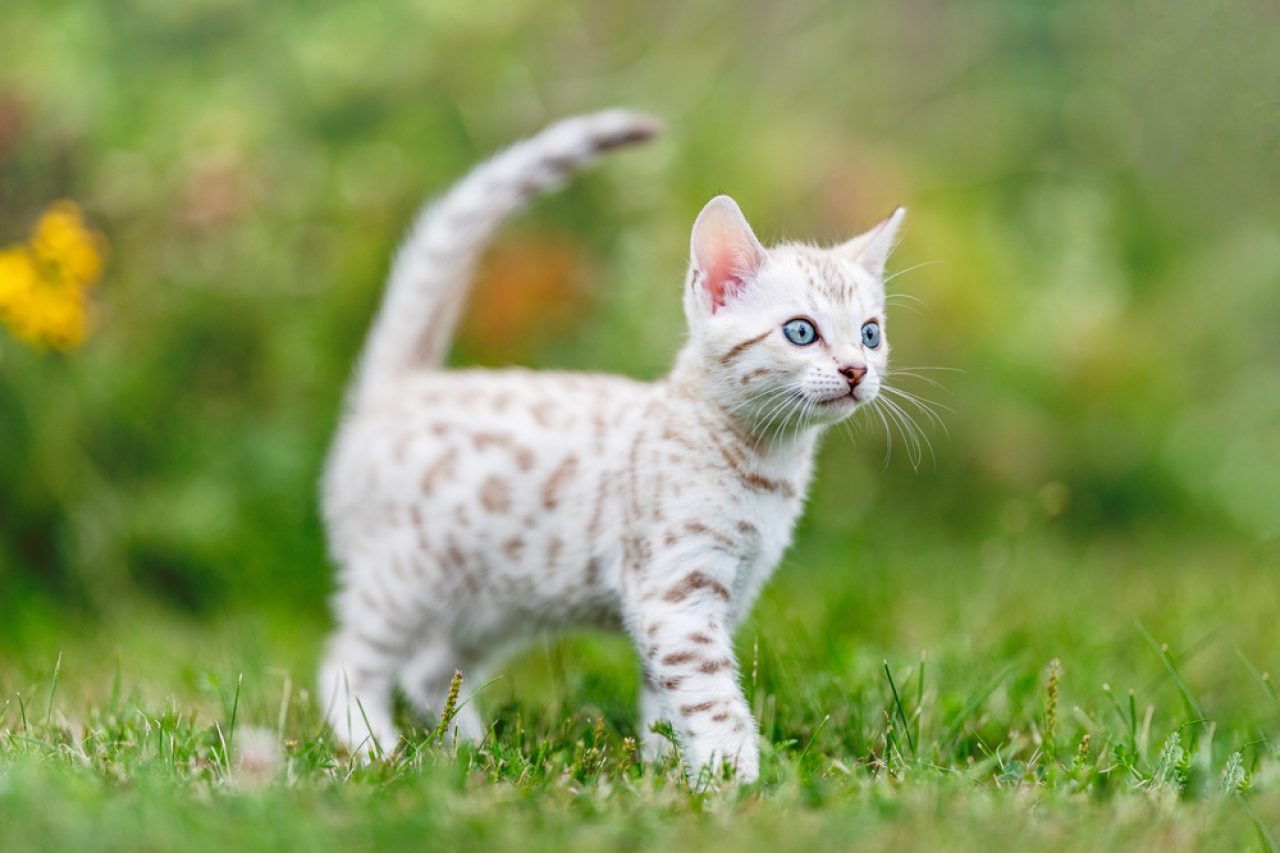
[837,207,906,278]
[690,195,766,312]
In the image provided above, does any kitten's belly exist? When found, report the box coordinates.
[324,369,648,640]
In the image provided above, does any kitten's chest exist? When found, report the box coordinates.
[729,493,805,612]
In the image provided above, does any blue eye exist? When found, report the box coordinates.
[861,321,881,348]
[783,319,818,346]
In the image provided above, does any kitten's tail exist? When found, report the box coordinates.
[351,109,661,405]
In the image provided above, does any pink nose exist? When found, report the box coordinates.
[840,365,867,387]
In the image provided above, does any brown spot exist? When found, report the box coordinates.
[717,445,794,497]
[447,543,466,567]
[718,329,771,366]
[592,410,608,450]
[652,470,665,521]
[357,589,383,613]
[473,432,512,451]
[711,712,731,723]
[531,400,558,428]
[661,426,699,452]
[698,658,732,674]
[688,632,714,645]
[660,676,684,690]
[480,476,511,513]
[739,366,775,385]
[503,537,524,560]
[662,571,731,603]
[409,505,430,550]
[514,446,535,471]
[735,520,759,537]
[661,651,697,666]
[541,455,579,510]
[679,701,717,716]
[421,446,459,494]
[663,531,678,548]
[587,475,608,542]
[684,520,737,550]
[646,621,662,637]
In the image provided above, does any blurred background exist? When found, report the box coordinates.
[0,0,1277,727]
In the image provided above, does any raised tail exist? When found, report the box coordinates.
[351,109,661,406]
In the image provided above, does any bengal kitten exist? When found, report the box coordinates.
[319,110,906,782]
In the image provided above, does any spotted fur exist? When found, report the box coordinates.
[319,110,906,783]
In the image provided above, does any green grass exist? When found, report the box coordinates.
[4,526,1277,851]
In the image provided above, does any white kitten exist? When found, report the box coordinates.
[319,109,904,782]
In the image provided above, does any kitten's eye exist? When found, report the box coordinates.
[783,319,818,346]
[861,321,881,348]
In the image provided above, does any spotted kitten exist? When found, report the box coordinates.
[319,109,905,782]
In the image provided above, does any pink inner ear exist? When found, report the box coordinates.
[704,258,742,313]
[691,196,764,312]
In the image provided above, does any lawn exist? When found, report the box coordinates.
[3,520,1277,850]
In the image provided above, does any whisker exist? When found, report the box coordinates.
[883,260,941,288]
[877,397,918,468]
[753,388,800,442]
[878,395,935,469]
[871,399,893,468]
[884,296,926,316]
[882,369,953,392]
[880,384,955,426]
[884,365,965,373]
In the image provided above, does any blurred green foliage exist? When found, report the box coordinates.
[0,0,1277,638]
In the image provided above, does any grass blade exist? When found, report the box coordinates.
[884,661,916,757]
[45,652,62,727]
[1136,622,1205,722]
[1236,649,1280,708]
[944,663,1015,744]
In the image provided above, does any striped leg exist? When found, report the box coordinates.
[631,563,759,782]
[318,627,405,759]
[318,561,426,758]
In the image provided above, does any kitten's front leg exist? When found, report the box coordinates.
[629,562,758,783]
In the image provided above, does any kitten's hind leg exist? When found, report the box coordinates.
[318,633,404,759]
[319,584,418,759]
[399,637,487,743]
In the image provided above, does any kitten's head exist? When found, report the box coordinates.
[683,195,904,434]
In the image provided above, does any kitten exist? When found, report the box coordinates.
[319,109,905,782]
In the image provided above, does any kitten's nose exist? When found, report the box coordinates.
[840,365,867,387]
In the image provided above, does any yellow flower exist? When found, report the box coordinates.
[0,246,38,316]
[0,200,106,352]
[30,201,106,288]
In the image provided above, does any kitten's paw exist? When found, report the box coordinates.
[318,660,400,761]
